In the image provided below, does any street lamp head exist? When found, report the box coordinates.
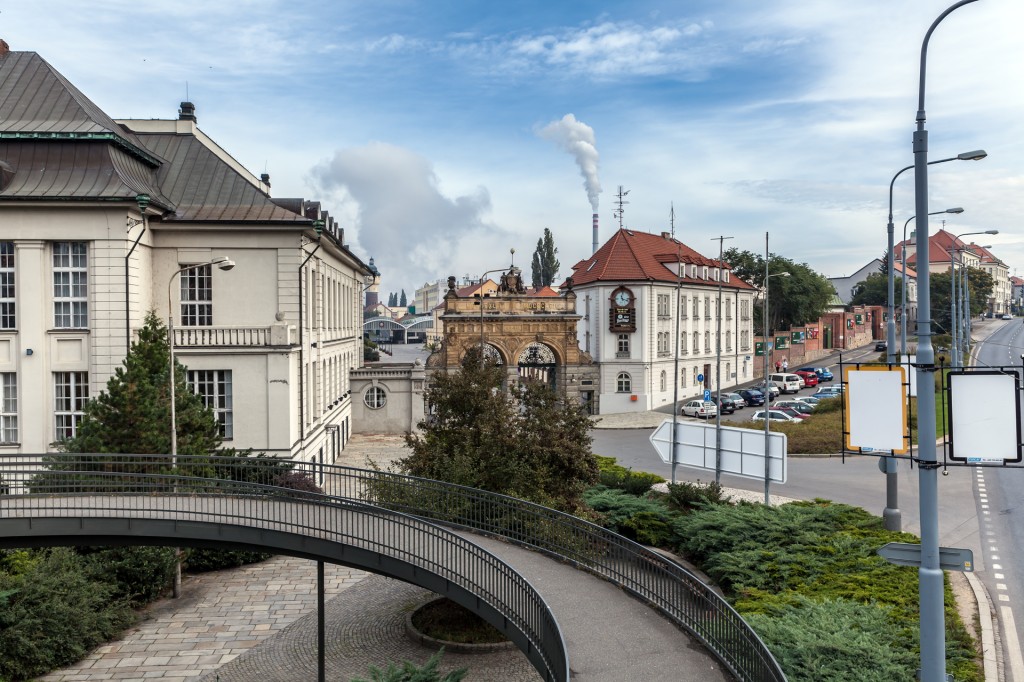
[984,230,999,235]
[957,150,987,161]
[944,207,964,214]
[211,256,235,271]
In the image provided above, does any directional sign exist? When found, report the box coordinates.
[649,419,787,483]
[877,542,974,572]
[703,389,711,401]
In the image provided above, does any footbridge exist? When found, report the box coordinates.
[0,455,785,682]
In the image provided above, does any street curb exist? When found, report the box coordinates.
[965,571,998,681]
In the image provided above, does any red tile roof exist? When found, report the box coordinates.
[567,228,754,290]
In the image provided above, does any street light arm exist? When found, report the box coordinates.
[918,0,981,118]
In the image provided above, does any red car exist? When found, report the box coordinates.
[794,369,818,388]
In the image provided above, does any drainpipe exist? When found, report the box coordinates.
[297,221,325,450]
[125,194,150,355]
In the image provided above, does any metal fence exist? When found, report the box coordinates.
[0,453,786,682]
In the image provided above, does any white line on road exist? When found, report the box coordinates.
[1002,606,1024,682]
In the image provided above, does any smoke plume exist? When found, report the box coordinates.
[539,114,602,211]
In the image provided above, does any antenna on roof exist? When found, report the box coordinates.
[613,186,630,230]
[670,203,676,239]
[185,81,189,101]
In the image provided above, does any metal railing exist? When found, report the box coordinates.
[0,453,786,682]
[174,326,271,347]
[0,454,568,682]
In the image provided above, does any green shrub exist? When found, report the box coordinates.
[351,649,467,682]
[583,487,676,546]
[185,548,273,573]
[78,546,178,605]
[663,480,726,511]
[594,455,664,495]
[0,548,134,681]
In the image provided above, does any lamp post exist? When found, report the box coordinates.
[761,235,789,503]
[948,231,997,367]
[886,152,985,364]
[911,3,980,679]
[711,235,733,483]
[474,260,513,370]
[900,208,965,356]
[125,194,151,356]
[167,256,235,462]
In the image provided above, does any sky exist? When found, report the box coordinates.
[4,0,1024,302]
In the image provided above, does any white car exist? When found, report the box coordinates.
[793,395,823,406]
[682,400,718,419]
[815,385,844,397]
[1002,314,1013,320]
[750,409,800,423]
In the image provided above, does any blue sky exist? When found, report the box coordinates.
[4,0,1024,300]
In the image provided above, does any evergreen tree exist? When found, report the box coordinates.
[402,347,596,512]
[59,311,221,458]
[399,289,408,307]
[851,272,901,307]
[388,292,398,307]
[530,228,560,289]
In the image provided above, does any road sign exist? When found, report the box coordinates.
[649,419,787,483]
[877,542,974,572]
[703,389,711,401]
[697,373,704,383]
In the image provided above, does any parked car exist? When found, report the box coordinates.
[737,388,766,406]
[709,396,735,415]
[874,340,887,351]
[1002,314,1013,320]
[768,373,802,394]
[720,392,747,410]
[750,409,800,423]
[773,400,814,416]
[753,381,781,400]
[793,370,819,388]
[681,400,717,419]
[815,385,844,397]
[792,395,823,406]
[799,366,833,382]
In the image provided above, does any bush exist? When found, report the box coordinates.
[0,548,134,681]
[663,480,726,511]
[351,649,467,682]
[185,548,274,573]
[78,546,178,605]
[583,487,676,546]
[595,455,664,495]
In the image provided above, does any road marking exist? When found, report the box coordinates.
[1002,606,1024,682]
[996,573,1005,579]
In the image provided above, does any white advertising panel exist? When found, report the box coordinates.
[845,367,908,453]
[948,371,1022,464]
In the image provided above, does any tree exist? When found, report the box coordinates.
[850,272,902,307]
[402,347,597,512]
[58,311,221,458]
[399,289,408,307]
[531,228,560,289]
[388,292,398,307]
[723,248,834,335]
[929,267,994,334]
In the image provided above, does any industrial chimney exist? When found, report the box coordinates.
[592,213,599,254]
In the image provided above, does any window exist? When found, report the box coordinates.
[660,371,666,391]
[692,367,699,386]
[704,331,711,352]
[725,298,732,320]
[364,386,387,409]
[726,330,732,351]
[680,296,688,319]
[617,334,630,356]
[616,372,631,393]
[724,270,730,283]
[741,330,750,350]
[657,294,670,318]
[702,267,708,280]
[741,300,750,320]
[53,242,87,328]
[681,368,687,388]
[0,243,13,329]
[704,296,711,319]
[181,264,213,326]
[54,371,88,440]
[0,373,15,443]
[713,268,720,281]
[692,297,699,318]
[692,331,699,353]
[188,370,233,439]
[680,333,687,354]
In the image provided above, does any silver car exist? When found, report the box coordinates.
[682,400,718,419]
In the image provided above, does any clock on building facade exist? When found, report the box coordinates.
[609,286,636,332]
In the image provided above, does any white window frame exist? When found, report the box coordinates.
[616,372,631,393]
[0,373,16,443]
[187,369,233,439]
[617,334,630,355]
[181,264,214,326]
[54,371,88,440]
[364,386,387,409]
[53,242,88,329]
[0,242,13,330]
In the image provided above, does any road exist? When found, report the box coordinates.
[970,318,1024,680]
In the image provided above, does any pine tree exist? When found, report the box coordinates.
[399,289,408,307]
[388,292,397,307]
[59,311,222,458]
[530,228,560,289]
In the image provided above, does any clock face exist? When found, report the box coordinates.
[614,290,630,306]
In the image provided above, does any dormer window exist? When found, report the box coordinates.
[702,266,708,280]
[713,268,720,281]
[724,270,730,283]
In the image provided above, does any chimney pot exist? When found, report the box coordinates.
[260,173,271,187]
[178,101,196,122]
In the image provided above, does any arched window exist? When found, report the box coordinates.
[660,370,666,391]
[363,386,387,409]
[616,372,631,393]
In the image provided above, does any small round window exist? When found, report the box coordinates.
[364,386,387,409]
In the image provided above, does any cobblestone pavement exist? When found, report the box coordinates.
[40,557,368,682]
[203,574,540,682]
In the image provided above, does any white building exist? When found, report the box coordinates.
[0,51,371,461]
[567,228,757,414]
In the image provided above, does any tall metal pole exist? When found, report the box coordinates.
[318,561,326,682]
[912,4,980,680]
[670,206,681,484]
[950,246,959,367]
[712,235,733,484]
[901,216,915,356]
[763,233,771,504]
